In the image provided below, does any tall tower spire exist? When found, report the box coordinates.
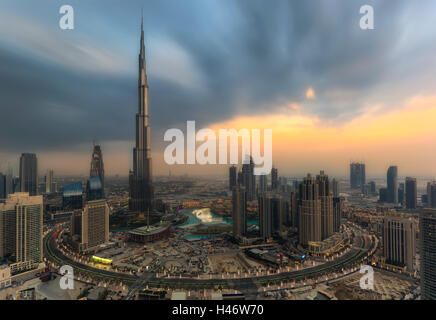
[129,17,154,213]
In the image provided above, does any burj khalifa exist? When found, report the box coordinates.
[129,19,154,212]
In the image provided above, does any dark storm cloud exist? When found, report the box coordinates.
[0,0,434,154]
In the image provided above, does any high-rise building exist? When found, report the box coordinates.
[258,174,267,195]
[0,193,43,273]
[80,199,109,252]
[298,175,321,246]
[387,166,398,204]
[229,166,237,191]
[232,186,247,238]
[317,171,334,239]
[332,178,339,197]
[382,216,415,272]
[129,19,154,212]
[333,197,343,233]
[289,191,299,229]
[379,188,388,202]
[350,163,365,189]
[0,173,6,199]
[271,167,278,191]
[241,156,256,201]
[86,176,103,201]
[19,153,37,196]
[44,169,55,194]
[63,182,83,210]
[90,145,104,197]
[258,194,273,240]
[420,209,436,299]
[369,181,376,194]
[427,182,436,208]
[405,177,417,209]
[258,194,284,240]
[398,182,405,205]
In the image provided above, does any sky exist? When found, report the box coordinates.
[1,0,436,178]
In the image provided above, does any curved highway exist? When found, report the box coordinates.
[44,229,375,295]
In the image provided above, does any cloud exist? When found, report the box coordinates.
[0,11,131,75]
[1,0,436,176]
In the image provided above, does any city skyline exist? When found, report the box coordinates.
[1,1,436,177]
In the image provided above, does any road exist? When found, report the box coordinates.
[44,228,375,299]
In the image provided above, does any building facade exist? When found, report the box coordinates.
[0,193,43,273]
[19,153,37,196]
[387,166,398,204]
[382,216,415,272]
[232,186,247,238]
[350,163,365,189]
[420,209,436,299]
[90,145,105,197]
[129,20,154,213]
[405,177,417,209]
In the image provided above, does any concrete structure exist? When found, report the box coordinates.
[317,171,334,240]
[427,182,436,208]
[229,166,237,191]
[128,223,171,243]
[271,167,278,191]
[80,199,109,252]
[387,166,398,204]
[332,178,339,197]
[0,193,43,273]
[420,209,436,300]
[90,144,105,197]
[0,264,11,289]
[241,156,256,201]
[298,175,321,246]
[405,177,417,209]
[382,216,415,272]
[129,19,154,212]
[19,153,37,196]
[44,169,55,194]
[258,174,267,194]
[350,163,365,189]
[232,186,247,238]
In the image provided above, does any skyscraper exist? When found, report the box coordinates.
[350,162,365,189]
[398,182,405,205]
[241,156,256,201]
[0,193,43,273]
[129,19,154,212]
[427,182,436,208]
[45,169,54,194]
[333,197,343,233]
[317,171,334,239]
[229,166,237,191]
[271,167,278,191]
[0,173,6,199]
[387,166,398,204]
[420,209,436,299]
[332,178,339,197]
[382,216,415,272]
[90,145,104,197]
[298,174,321,246]
[80,199,109,252]
[232,186,247,239]
[258,174,267,195]
[86,176,103,201]
[63,182,83,210]
[405,177,417,209]
[258,194,273,240]
[19,153,37,196]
